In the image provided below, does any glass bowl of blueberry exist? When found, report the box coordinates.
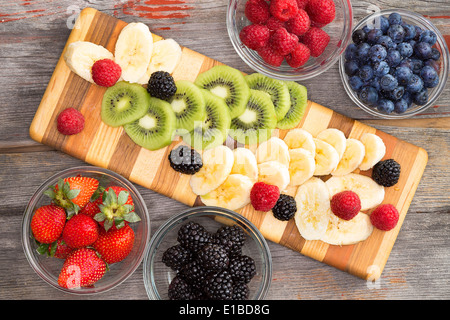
[339,9,449,118]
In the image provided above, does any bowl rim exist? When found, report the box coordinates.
[339,8,450,119]
[21,165,151,295]
[226,0,353,81]
[143,206,273,300]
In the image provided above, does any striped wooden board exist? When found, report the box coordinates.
[29,8,428,281]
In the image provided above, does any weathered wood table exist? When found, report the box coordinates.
[0,0,448,300]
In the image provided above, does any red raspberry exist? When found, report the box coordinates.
[91,58,121,87]
[257,45,285,66]
[370,204,399,231]
[285,8,310,36]
[239,24,270,50]
[286,42,310,67]
[266,16,286,32]
[330,191,361,221]
[269,27,299,56]
[295,0,310,9]
[245,0,270,24]
[305,0,335,27]
[301,27,330,57]
[57,108,85,135]
[250,182,280,212]
[269,0,299,22]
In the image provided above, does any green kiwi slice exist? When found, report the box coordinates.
[123,97,176,151]
[245,73,291,121]
[229,89,277,146]
[101,81,150,127]
[183,89,231,150]
[276,81,308,129]
[169,80,205,132]
[194,65,250,119]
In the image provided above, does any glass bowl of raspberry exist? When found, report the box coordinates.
[339,9,449,118]
[227,0,353,80]
[21,166,151,295]
[143,206,272,300]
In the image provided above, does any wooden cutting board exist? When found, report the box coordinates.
[29,8,428,281]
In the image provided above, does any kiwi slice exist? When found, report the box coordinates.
[123,97,176,151]
[229,89,277,146]
[194,65,250,119]
[276,81,308,129]
[101,81,150,127]
[245,73,291,121]
[169,80,205,132]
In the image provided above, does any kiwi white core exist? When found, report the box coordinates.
[238,109,257,124]
[171,99,186,113]
[210,86,229,99]
[138,114,157,130]
[117,98,131,111]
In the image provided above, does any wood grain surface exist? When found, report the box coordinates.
[0,0,449,300]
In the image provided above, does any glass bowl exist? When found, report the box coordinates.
[143,206,272,300]
[227,0,353,81]
[339,9,449,118]
[21,166,151,295]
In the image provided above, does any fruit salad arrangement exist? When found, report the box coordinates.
[344,12,443,114]
[30,175,141,289]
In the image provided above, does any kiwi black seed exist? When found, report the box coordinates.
[194,65,250,119]
[245,73,291,121]
[101,81,150,127]
[276,81,308,129]
[229,89,277,146]
[123,97,176,151]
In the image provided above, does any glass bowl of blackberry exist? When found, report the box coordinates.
[339,9,449,118]
[143,206,272,300]
[227,0,353,81]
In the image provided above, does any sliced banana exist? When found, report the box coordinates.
[359,133,386,171]
[137,38,182,85]
[283,128,316,155]
[320,212,373,246]
[325,173,385,211]
[316,128,347,161]
[64,41,114,83]
[257,161,290,191]
[288,148,315,186]
[200,174,253,211]
[294,177,331,241]
[231,147,258,182]
[190,145,234,196]
[114,22,153,83]
[255,137,290,167]
[331,138,366,176]
[313,138,340,176]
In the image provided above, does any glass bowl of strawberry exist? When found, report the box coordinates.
[227,0,353,80]
[143,206,272,300]
[21,166,151,294]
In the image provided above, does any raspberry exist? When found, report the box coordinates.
[286,41,310,68]
[250,182,280,212]
[370,204,399,231]
[91,58,121,87]
[305,0,335,28]
[245,0,270,24]
[301,27,330,57]
[269,27,299,56]
[269,0,299,22]
[257,45,285,66]
[266,16,286,32]
[239,24,270,50]
[56,108,85,135]
[285,9,310,36]
[330,191,361,221]
[295,0,310,9]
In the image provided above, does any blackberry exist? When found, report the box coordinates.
[272,194,297,221]
[168,276,196,300]
[372,159,401,187]
[228,255,256,284]
[147,71,177,101]
[204,270,234,300]
[197,244,230,271]
[177,221,212,252]
[214,225,246,256]
[168,145,203,175]
[232,283,250,300]
[162,244,193,271]
[178,260,208,291]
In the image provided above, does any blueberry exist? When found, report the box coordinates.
[394,99,409,113]
[410,58,424,74]
[408,39,416,48]
[424,75,439,88]
[344,60,359,76]
[344,43,358,61]
[373,61,390,77]
[424,59,440,72]
[377,35,396,50]
[420,65,438,84]
[352,29,367,45]
[388,13,402,25]
[367,28,383,44]
[413,88,429,105]
[413,25,424,41]
[359,65,374,81]
[402,91,413,106]
[419,30,437,46]
[389,86,405,101]
[349,75,364,91]
[368,44,387,62]
[414,42,432,60]
[378,15,390,33]
[386,49,402,67]
[356,42,371,62]
[395,66,413,85]
[369,77,381,91]
[359,86,379,105]
[398,58,413,69]
[377,99,395,113]
[401,24,416,41]
[396,42,413,58]
[406,74,424,93]
[387,24,405,43]
[380,74,398,91]
[362,25,374,34]
[430,48,441,61]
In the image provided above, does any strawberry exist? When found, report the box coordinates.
[31,204,66,244]
[62,213,99,249]
[93,224,135,264]
[48,237,73,259]
[58,248,106,289]
[79,197,102,218]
